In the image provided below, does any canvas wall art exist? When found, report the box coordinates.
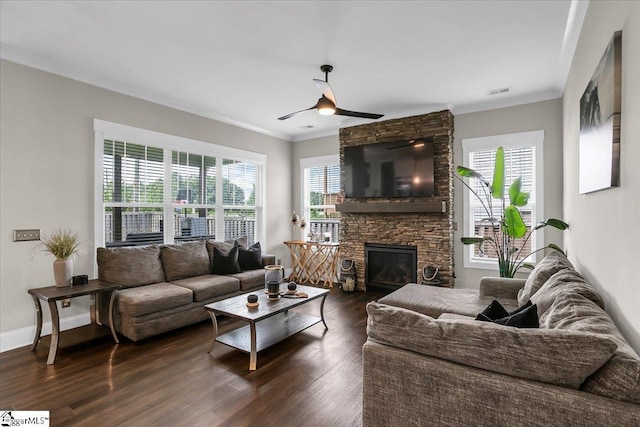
[579,30,622,194]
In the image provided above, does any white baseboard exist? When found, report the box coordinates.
[0,313,91,353]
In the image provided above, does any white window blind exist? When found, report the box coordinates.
[103,140,164,204]
[462,131,543,270]
[172,151,216,204]
[301,155,340,242]
[222,159,260,243]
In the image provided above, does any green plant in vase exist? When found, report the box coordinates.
[40,228,80,287]
[457,147,568,278]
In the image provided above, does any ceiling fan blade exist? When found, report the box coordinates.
[334,108,384,120]
[313,79,336,105]
[278,105,317,121]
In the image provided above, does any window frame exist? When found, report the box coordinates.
[94,119,266,270]
[461,130,544,271]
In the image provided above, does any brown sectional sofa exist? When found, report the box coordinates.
[97,239,274,341]
[363,251,640,426]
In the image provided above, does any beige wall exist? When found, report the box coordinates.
[453,99,565,288]
[562,1,640,351]
[0,60,292,340]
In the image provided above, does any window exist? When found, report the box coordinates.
[300,155,340,242]
[102,140,165,244]
[461,130,544,270]
[95,120,265,249]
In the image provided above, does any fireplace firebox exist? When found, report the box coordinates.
[365,243,417,290]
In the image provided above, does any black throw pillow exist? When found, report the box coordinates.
[476,299,533,322]
[475,300,509,321]
[238,242,263,271]
[211,246,242,274]
[493,303,539,328]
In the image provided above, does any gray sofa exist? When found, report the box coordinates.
[363,251,640,426]
[97,239,274,341]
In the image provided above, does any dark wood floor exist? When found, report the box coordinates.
[0,287,389,427]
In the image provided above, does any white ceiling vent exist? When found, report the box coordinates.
[487,87,511,96]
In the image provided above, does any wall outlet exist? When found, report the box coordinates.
[13,229,41,242]
[62,298,71,308]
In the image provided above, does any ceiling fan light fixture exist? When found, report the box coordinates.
[278,65,383,121]
[317,96,336,115]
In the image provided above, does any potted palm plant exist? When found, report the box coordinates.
[457,147,568,277]
[40,228,80,287]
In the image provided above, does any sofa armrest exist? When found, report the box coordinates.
[479,277,525,300]
[261,253,276,266]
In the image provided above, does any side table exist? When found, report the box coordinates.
[284,240,340,287]
[28,279,121,365]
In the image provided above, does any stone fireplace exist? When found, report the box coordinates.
[337,110,454,289]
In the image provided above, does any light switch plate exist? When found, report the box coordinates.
[13,229,41,242]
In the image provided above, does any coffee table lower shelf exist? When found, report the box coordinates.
[216,312,321,354]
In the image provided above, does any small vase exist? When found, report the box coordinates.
[53,258,73,287]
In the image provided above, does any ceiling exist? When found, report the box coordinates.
[0,1,587,142]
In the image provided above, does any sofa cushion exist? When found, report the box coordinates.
[541,293,640,403]
[170,275,240,302]
[518,250,573,305]
[238,242,263,271]
[117,283,193,317]
[234,236,248,249]
[366,302,617,389]
[160,240,210,281]
[438,313,474,321]
[531,268,605,315]
[97,245,165,288]
[211,246,242,274]
[378,283,518,319]
[230,269,265,290]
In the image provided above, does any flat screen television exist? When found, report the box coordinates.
[344,138,435,198]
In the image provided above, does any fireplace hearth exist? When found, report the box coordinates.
[365,243,417,290]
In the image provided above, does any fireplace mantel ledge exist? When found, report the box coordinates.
[335,200,447,214]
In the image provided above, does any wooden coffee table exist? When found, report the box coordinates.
[204,284,329,370]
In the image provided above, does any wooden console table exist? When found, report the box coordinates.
[284,240,340,288]
[28,280,121,365]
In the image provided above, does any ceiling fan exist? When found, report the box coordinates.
[278,65,384,121]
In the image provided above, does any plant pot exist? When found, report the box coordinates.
[53,258,73,287]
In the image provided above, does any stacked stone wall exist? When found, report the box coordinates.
[338,110,454,289]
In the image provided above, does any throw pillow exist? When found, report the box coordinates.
[238,242,263,271]
[476,300,538,328]
[367,302,618,389]
[211,246,242,274]
[476,299,532,321]
[475,300,509,321]
[206,239,238,264]
[493,303,539,328]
